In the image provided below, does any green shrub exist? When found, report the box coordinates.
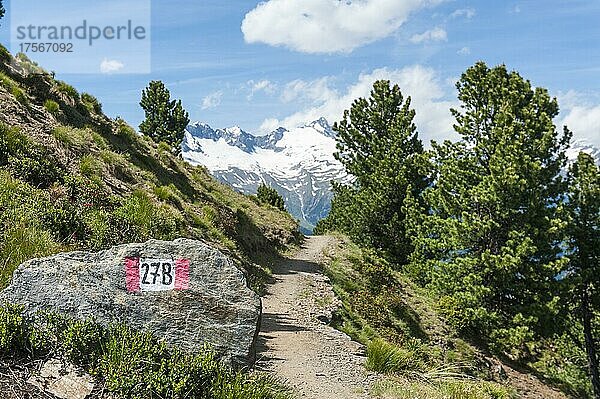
[257,184,285,211]
[0,44,11,65]
[11,86,28,105]
[59,318,105,366]
[531,334,593,398]
[80,154,103,178]
[0,71,16,91]
[0,306,292,399]
[56,81,79,100]
[44,99,60,115]
[488,320,537,361]
[63,174,113,209]
[358,250,394,288]
[7,153,63,188]
[0,124,64,187]
[113,190,181,242]
[0,124,28,165]
[81,93,102,113]
[0,304,27,354]
[366,338,425,374]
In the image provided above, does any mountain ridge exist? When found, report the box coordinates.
[182,118,349,233]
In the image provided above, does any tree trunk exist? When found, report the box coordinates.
[582,286,600,399]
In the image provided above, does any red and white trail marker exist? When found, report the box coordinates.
[125,257,190,292]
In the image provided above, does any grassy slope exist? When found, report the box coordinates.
[0,48,299,294]
[321,235,577,399]
[0,48,301,397]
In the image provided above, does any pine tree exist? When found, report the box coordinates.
[563,153,600,398]
[257,184,285,211]
[316,80,428,263]
[139,81,189,154]
[0,1,4,24]
[408,62,571,355]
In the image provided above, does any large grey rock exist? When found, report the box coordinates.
[0,238,261,367]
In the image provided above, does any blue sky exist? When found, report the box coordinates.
[1,0,599,145]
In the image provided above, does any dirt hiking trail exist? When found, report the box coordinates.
[256,236,377,399]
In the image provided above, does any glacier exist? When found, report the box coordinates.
[182,118,351,233]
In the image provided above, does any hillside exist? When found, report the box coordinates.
[0,46,299,292]
[183,118,351,233]
[0,46,305,398]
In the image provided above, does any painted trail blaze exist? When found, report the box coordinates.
[125,257,190,292]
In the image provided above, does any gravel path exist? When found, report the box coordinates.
[256,236,377,399]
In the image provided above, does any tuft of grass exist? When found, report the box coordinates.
[91,131,109,150]
[211,372,293,399]
[99,150,134,182]
[81,93,102,113]
[56,81,79,100]
[11,86,28,105]
[115,118,139,143]
[372,378,516,399]
[113,190,183,242]
[0,224,60,288]
[153,184,184,208]
[0,72,17,91]
[79,154,103,178]
[52,126,94,149]
[44,99,60,115]
[366,338,425,374]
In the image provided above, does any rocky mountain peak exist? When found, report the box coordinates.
[182,119,350,233]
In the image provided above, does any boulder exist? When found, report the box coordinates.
[0,238,261,367]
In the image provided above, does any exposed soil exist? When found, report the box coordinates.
[256,235,378,399]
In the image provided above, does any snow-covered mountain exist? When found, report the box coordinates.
[566,140,600,166]
[182,118,350,233]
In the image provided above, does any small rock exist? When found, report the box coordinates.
[28,359,94,399]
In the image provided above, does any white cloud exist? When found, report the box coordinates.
[450,8,476,19]
[281,77,336,103]
[258,118,282,134]
[241,0,440,54]
[100,58,124,74]
[410,27,447,44]
[558,91,600,147]
[261,66,458,144]
[457,46,471,55]
[201,91,223,110]
[246,79,277,100]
